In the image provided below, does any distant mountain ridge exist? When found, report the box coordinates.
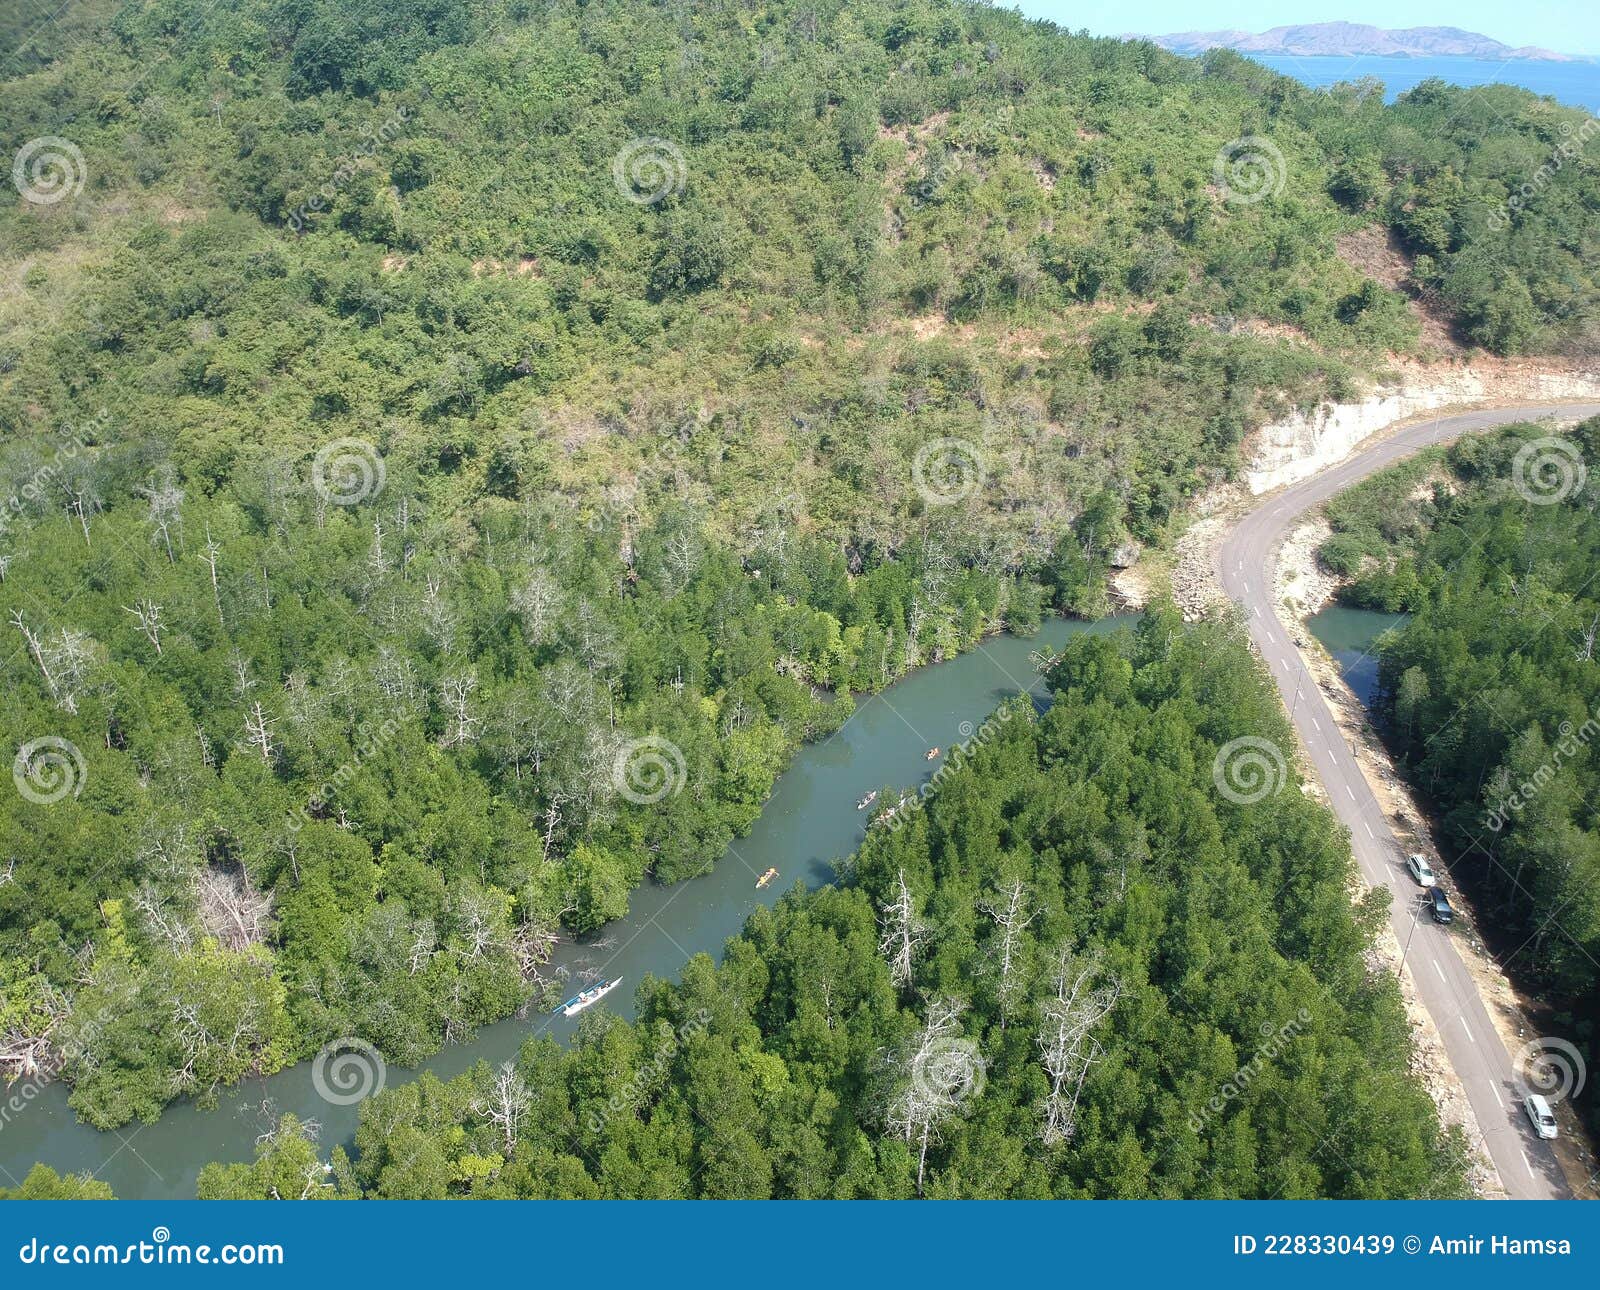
[1148,22,1583,63]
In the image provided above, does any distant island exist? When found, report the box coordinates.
[1147,22,1585,63]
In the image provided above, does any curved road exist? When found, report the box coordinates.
[1219,403,1600,1201]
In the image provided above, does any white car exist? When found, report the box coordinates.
[1524,1093,1559,1141]
[1405,853,1437,887]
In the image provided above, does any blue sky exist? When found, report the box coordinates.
[1013,2,1599,57]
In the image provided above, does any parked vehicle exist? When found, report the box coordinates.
[1428,886,1453,924]
[1405,852,1437,887]
[1524,1093,1559,1141]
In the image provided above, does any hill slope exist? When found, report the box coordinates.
[2,0,1598,1126]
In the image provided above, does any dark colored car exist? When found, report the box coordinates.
[1429,886,1453,925]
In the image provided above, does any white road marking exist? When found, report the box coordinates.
[1363,821,1373,839]
[1432,959,1446,984]
[1242,581,1250,594]
[1345,784,1356,800]
[1492,1084,1505,1110]
[1461,1019,1475,1044]
[1522,1150,1536,1179]
[1311,717,1321,733]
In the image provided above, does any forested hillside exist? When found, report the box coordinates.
[178,614,1468,1199]
[1325,419,1600,1142]
[2,0,1597,1127]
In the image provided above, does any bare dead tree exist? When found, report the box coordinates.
[141,471,185,563]
[371,644,422,718]
[229,651,257,700]
[134,881,195,952]
[1579,610,1599,663]
[406,917,437,976]
[1037,949,1121,1147]
[197,865,275,950]
[123,598,165,655]
[14,615,97,713]
[511,568,563,645]
[878,868,924,991]
[11,609,54,697]
[0,980,72,1081]
[451,887,503,961]
[63,482,100,547]
[472,1061,533,1156]
[46,628,96,715]
[978,878,1039,1030]
[883,996,978,1197]
[662,529,701,590]
[199,526,224,627]
[421,574,457,655]
[244,702,277,763]
[437,670,481,749]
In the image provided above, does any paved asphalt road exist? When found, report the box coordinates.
[1218,403,1600,1200]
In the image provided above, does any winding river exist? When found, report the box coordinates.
[0,616,1129,1199]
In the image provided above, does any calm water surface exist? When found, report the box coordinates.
[1256,54,1600,112]
[0,615,1130,1199]
[1306,604,1409,705]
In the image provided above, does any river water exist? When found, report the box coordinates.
[1305,605,1409,706]
[0,615,1129,1199]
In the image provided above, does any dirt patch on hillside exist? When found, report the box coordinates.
[1336,226,1463,358]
